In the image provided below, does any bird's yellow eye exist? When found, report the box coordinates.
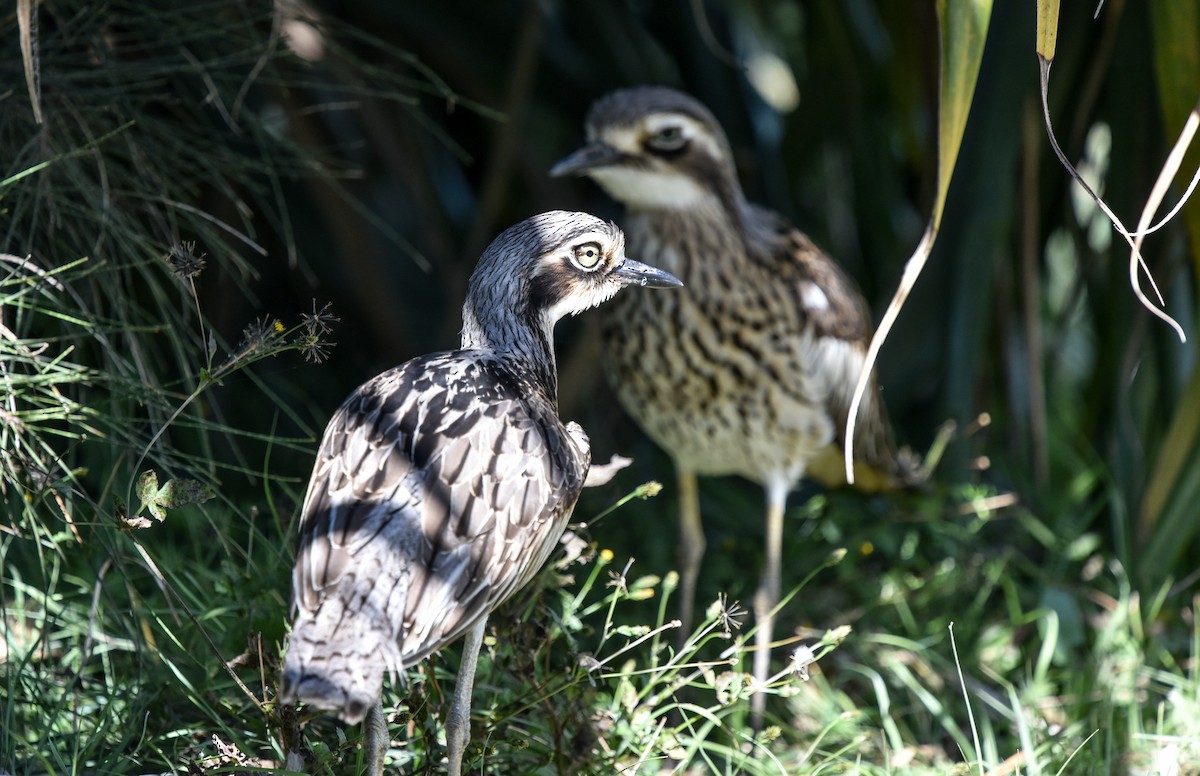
[574,242,602,269]
[647,123,687,153]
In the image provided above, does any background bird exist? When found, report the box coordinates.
[279,210,681,775]
[551,86,917,725]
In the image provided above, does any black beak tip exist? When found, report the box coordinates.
[615,259,683,289]
[548,158,579,178]
[649,271,685,289]
[550,142,621,178]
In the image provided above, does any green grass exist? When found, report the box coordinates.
[1,248,1197,773]
[4,1,1200,774]
[7,467,1198,773]
[0,246,1179,769]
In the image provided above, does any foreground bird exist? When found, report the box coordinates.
[552,86,914,723]
[279,211,681,775]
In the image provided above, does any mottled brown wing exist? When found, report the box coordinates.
[744,204,873,343]
[744,205,905,480]
[292,351,588,668]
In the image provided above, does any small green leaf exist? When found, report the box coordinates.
[156,478,215,509]
[135,469,215,522]
[613,625,651,638]
[136,470,160,508]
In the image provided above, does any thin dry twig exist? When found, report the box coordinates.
[0,254,66,291]
[18,0,42,125]
[1038,57,1189,343]
[844,225,936,481]
[232,0,285,123]
[1130,97,1200,256]
[689,0,743,71]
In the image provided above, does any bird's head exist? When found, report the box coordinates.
[550,86,740,212]
[463,211,681,351]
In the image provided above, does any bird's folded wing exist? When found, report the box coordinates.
[745,205,915,483]
[292,354,587,664]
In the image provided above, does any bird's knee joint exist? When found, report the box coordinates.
[680,533,706,566]
[753,580,779,616]
[446,711,470,745]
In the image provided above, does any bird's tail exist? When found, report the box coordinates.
[814,388,925,493]
[279,604,396,724]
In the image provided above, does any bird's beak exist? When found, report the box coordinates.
[550,141,624,177]
[613,258,683,289]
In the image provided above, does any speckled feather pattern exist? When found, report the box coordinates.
[277,211,654,725]
[283,353,587,721]
[591,92,903,488]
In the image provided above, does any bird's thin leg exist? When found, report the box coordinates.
[751,479,789,729]
[676,466,703,640]
[363,697,388,776]
[446,617,487,776]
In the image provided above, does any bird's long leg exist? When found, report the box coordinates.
[676,466,703,640]
[751,479,789,729]
[446,617,487,776]
[363,697,388,776]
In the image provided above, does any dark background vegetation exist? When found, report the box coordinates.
[229,0,1198,590]
[2,0,1199,772]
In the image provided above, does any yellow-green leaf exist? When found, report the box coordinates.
[136,469,215,522]
[845,1,992,482]
[1035,0,1060,62]
[933,0,994,231]
[1142,368,1200,537]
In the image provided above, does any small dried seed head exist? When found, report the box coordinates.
[716,592,745,635]
[166,241,206,279]
[238,317,284,355]
[299,335,334,364]
[302,300,339,335]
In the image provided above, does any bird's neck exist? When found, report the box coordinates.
[629,179,747,228]
[460,306,560,404]
[625,195,751,279]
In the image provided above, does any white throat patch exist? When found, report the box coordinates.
[542,283,620,328]
[589,167,713,210]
